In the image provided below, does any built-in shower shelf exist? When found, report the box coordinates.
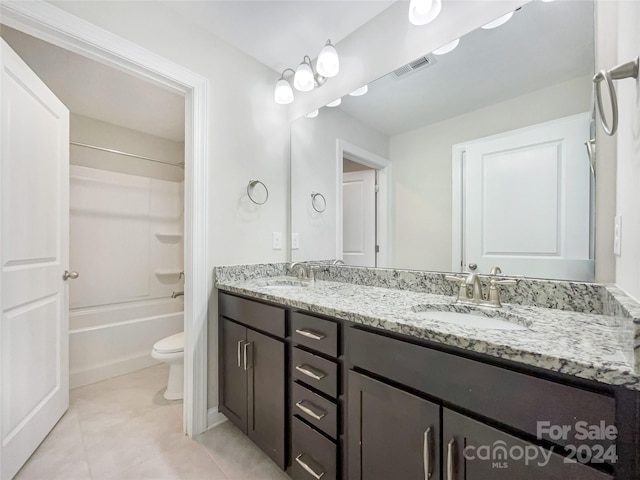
[155,233,183,243]
[154,269,183,278]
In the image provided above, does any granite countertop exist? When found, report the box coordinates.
[216,274,639,391]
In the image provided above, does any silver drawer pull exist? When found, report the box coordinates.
[424,426,432,479]
[447,438,456,480]
[237,340,243,368]
[295,400,327,420]
[295,328,326,341]
[295,364,326,380]
[295,453,325,479]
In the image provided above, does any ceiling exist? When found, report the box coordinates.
[335,0,595,136]
[0,1,396,141]
[1,25,186,142]
[164,0,396,74]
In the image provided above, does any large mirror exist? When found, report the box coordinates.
[290,0,595,281]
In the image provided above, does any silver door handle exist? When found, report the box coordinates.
[468,263,477,271]
[424,427,432,479]
[243,342,252,371]
[237,340,244,368]
[295,400,327,420]
[295,453,325,480]
[62,270,79,281]
[295,364,326,380]
[295,329,326,340]
[447,438,456,480]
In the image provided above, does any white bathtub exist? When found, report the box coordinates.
[69,298,184,389]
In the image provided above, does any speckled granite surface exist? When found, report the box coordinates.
[214,263,640,390]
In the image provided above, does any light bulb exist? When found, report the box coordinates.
[274,78,294,104]
[433,38,460,55]
[316,40,339,78]
[305,110,319,118]
[481,11,514,29]
[349,85,368,97]
[294,61,315,92]
[326,98,342,107]
[408,0,442,26]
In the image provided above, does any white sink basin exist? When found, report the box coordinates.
[413,309,528,331]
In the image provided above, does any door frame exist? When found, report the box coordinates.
[0,1,209,437]
[336,140,391,267]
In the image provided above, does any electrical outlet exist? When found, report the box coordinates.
[614,216,622,256]
[272,232,282,250]
[291,233,300,250]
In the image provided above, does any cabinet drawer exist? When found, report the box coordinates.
[444,408,613,480]
[219,292,285,338]
[291,417,336,480]
[292,312,339,357]
[293,347,338,398]
[348,327,616,451]
[293,381,338,439]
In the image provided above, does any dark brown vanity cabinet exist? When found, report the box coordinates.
[347,326,617,480]
[289,312,342,480]
[218,294,286,469]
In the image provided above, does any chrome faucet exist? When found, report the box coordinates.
[171,290,184,298]
[445,272,517,308]
[289,262,316,282]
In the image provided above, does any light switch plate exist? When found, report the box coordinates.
[614,215,622,256]
[291,233,299,250]
[272,232,282,250]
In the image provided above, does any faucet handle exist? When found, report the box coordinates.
[487,278,517,307]
[444,275,466,284]
[491,278,517,286]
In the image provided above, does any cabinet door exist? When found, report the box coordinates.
[348,371,441,480]
[219,318,248,433]
[247,328,286,469]
[443,409,612,480]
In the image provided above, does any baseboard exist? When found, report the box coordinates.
[70,354,162,389]
[207,407,228,430]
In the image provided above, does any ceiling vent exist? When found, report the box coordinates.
[392,55,435,78]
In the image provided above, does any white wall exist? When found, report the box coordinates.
[614,1,640,300]
[291,107,389,261]
[50,0,290,409]
[71,114,184,182]
[390,76,592,271]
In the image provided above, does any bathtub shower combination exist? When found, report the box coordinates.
[68,165,184,392]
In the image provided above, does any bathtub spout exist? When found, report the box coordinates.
[171,290,184,298]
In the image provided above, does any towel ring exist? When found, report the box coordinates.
[311,192,326,213]
[593,56,639,136]
[247,180,269,205]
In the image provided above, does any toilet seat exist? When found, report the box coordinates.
[153,332,184,354]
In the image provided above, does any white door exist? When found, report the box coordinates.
[462,113,592,281]
[1,39,70,479]
[343,170,376,266]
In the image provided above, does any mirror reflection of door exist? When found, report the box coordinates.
[455,113,593,281]
[343,160,377,266]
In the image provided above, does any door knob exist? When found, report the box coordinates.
[62,270,79,281]
[468,263,477,271]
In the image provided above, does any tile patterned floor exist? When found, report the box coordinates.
[15,365,290,480]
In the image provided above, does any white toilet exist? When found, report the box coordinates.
[151,331,184,400]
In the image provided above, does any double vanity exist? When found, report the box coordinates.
[215,263,640,480]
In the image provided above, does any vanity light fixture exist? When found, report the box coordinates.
[408,0,442,26]
[305,110,319,118]
[481,11,514,29]
[349,85,369,97]
[433,38,460,55]
[274,39,339,104]
[274,68,295,105]
[326,98,342,107]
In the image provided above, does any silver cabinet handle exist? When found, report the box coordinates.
[295,400,327,420]
[295,328,326,340]
[424,427,432,479]
[237,340,244,368]
[295,453,325,480]
[447,438,456,480]
[243,342,252,371]
[295,364,326,380]
[62,270,79,281]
